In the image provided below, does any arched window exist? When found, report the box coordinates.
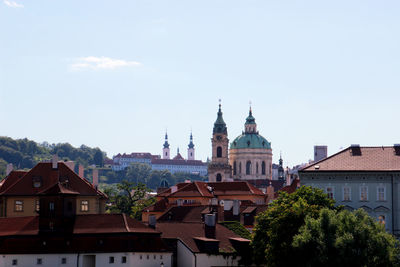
[239,162,242,174]
[256,162,259,174]
[233,161,237,175]
[246,161,251,175]
[262,161,266,175]
[217,146,222,158]
[216,173,222,182]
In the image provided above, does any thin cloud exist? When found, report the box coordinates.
[3,0,24,8]
[70,56,142,71]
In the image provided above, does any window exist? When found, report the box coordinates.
[37,258,42,265]
[61,258,67,264]
[377,186,386,201]
[12,259,17,266]
[256,162,259,174]
[326,187,334,199]
[35,200,40,212]
[246,161,251,175]
[146,255,149,260]
[154,255,156,259]
[216,146,222,158]
[261,161,266,175]
[140,255,143,260]
[239,162,242,174]
[378,215,386,225]
[216,173,222,182]
[109,256,114,263]
[360,186,368,201]
[81,200,89,211]
[233,162,237,175]
[121,256,127,263]
[49,202,54,211]
[343,187,351,201]
[15,200,23,212]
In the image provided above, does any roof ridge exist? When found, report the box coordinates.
[0,163,40,195]
[300,146,351,171]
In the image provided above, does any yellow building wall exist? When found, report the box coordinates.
[5,196,38,217]
[76,196,103,214]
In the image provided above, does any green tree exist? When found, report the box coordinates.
[293,208,400,267]
[252,186,336,266]
[126,162,152,185]
[93,149,104,167]
[104,180,154,220]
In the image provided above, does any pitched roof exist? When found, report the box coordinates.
[0,162,106,198]
[0,214,158,236]
[0,170,28,193]
[156,222,243,253]
[158,181,265,199]
[208,181,265,196]
[300,146,400,172]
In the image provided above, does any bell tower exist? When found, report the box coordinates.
[163,132,170,159]
[208,101,232,182]
[188,132,195,160]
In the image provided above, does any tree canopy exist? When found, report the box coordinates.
[293,208,400,267]
[103,180,155,220]
[252,186,336,266]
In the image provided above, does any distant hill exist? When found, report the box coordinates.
[0,136,106,178]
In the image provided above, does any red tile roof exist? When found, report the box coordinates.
[156,222,243,253]
[301,146,400,172]
[0,214,158,236]
[0,162,106,198]
[0,170,28,194]
[158,181,266,199]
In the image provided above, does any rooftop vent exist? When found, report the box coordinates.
[350,144,361,156]
[394,144,400,156]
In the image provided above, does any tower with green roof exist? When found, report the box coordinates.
[208,102,232,182]
[229,107,272,180]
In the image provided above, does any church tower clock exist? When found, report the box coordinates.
[208,102,232,182]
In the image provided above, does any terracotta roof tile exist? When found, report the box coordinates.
[156,222,241,253]
[0,162,106,198]
[301,146,400,172]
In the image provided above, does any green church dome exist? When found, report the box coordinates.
[230,133,271,149]
[230,107,271,149]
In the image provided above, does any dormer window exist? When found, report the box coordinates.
[32,176,42,188]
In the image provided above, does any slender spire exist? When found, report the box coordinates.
[163,131,170,148]
[213,100,227,134]
[188,132,194,149]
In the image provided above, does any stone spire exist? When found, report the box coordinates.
[244,105,257,133]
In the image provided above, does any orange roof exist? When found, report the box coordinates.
[0,162,106,198]
[301,146,400,172]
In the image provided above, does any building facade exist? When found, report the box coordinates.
[299,145,400,236]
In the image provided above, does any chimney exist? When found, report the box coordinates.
[52,155,58,169]
[233,200,240,216]
[148,215,156,229]
[286,173,291,186]
[92,169,99,189]
[64,161,75,171]
[204,213,216,239]
[78,165,84,178]
[266,181,274,203]
[5,163,13,176]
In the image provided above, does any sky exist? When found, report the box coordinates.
[1,0,400,166]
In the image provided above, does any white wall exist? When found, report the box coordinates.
[0,252,172,267]
[177,240,195,267]
[195,253,240,267]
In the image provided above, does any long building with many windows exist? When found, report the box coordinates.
[299,145,400,236]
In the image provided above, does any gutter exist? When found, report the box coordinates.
[392,175,395,236]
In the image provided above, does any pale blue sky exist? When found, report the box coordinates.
[1,0,399,166]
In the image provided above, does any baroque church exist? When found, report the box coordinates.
[208,103,273,182]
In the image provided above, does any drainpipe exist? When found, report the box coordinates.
[76,253,80,267]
